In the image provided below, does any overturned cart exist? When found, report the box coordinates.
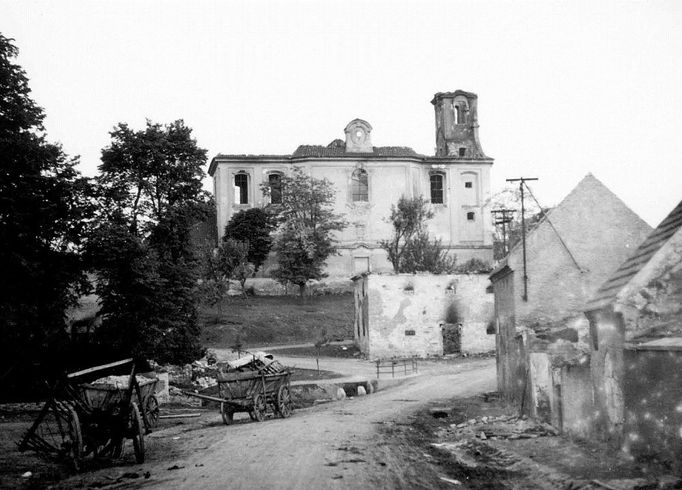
[185,353,293,424]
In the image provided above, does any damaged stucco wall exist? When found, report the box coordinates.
[588,228,682,465]
[622,347,682,471]
[352,273,494,359]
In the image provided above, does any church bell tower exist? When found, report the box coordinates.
[431,90,488,159]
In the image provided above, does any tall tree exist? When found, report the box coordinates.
[267,167,346,295]
[0,34,93,390]
[89,119,209,363]
[223,208,274,272]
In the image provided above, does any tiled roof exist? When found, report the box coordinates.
[585,199,682,311]
[292,145,421,158]
[213,154,290,159]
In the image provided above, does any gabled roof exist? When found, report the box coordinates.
[491,174,651,279]
[585,199,682,312]
[292,145,421,158]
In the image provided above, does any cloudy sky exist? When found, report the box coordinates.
[4,0,682,226]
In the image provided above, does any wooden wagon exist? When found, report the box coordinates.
[184,369,293,424]
[18,358,159,470]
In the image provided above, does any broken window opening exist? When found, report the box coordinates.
[351,168,368,202]
[467,212,475,221]
[459,147,466,157]
[268,173,282,204]
[234,173,248,204]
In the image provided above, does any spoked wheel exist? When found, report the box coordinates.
[129,403,145,463]
[276,386,293,418]
[145,394,160,429]
[250,394,266,422]
[59,402,83,471]
[220,402,234,425]
[20,400,82,471]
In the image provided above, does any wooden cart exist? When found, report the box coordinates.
[184,369,293,424]
[19,358,158,470]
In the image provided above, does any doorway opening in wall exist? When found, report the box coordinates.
[442,323,461,354]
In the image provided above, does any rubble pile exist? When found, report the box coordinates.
[90,375,157,389]
[438,415,560,441]
[227,352,285,374]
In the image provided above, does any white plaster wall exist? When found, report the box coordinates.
[362,273,494,359]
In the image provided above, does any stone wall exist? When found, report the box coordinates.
[353,273,494,359]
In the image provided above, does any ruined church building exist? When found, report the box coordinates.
[209,91,493,276]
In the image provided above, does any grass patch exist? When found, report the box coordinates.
[200,293,354,348]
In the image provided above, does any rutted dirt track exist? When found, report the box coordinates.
[90,359,495,489]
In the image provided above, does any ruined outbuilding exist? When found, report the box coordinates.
[352,273,494,359]
[489,174,652,434]
[585,198,682,469]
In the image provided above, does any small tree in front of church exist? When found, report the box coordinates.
[267,167,346,295]
[380,195,456,273]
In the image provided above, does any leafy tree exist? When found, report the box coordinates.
[219,238,254,296]
[380,196,435,273]
[267,167,346,295]
[401,231,457,274]
[0,34,94,391]
[223,208,274,272]
[88,119,208,364]
[491,187,548,260]
[197,239,230,320]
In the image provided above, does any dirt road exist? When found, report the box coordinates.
[119,358,495,490]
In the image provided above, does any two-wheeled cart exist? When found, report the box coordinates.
[18,358,158,470]
[184,369,293,424]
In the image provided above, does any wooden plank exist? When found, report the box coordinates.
[67,358,134,379]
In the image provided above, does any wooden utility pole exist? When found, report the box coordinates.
[506,177,538,301]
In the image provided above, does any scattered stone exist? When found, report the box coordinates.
[167,465,184,471]
[21,472,32,478]
[357,386,366,396]
[335,388,347,400]
[479,431,487,440]
[467,418,477,425]
[456,423,467,428]
[481,416,489,423]
[440,476,462,485]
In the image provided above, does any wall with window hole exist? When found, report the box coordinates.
[352,273,494,359]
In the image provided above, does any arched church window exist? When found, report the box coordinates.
[234,173,248,204]
[351,169,368,202]
[268,173,282,204]
[430,173,444,204]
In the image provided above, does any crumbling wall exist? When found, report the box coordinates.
[560,363,593,438]
[622,347,682,471]
[360,273,493,359]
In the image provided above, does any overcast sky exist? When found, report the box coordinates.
[4,0,682,226]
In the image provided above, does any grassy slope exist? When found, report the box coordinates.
[199,293,355,348]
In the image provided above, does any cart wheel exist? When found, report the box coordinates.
[248,411,257,422]
[276,386,293,419]
[145,394,160,428]
[251,394,266,422]
[60,403,83,471]
[129,402,145,463]
[220,402,234,425]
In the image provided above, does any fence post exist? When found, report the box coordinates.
[391,362,395,378]
[376,359,380,379]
